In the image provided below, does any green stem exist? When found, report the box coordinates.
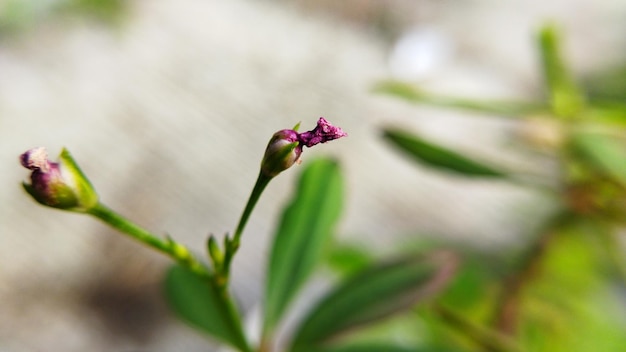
[494,211,568,335]
[87,202,212,279]
[234,171,273,243]
[220,171,273,284]
[434,304,520,352]
[375,81,548,117]
[86,204,252,351]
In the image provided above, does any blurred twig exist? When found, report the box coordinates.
[493,212,569,335]
[434,304,521,352]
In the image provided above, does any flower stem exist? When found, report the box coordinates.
[87,202,212,279]
[220,171,272,285]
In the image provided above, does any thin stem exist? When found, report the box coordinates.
[87,202,212,279]
[234,171,273,243]
[493,211,568,335]
[375,81,549,117]
[220,171,273,283]
[434,304,520,352]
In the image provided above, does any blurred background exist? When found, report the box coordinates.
[1,0,624,350]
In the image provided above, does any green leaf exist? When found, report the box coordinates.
[583,63,626,104]
[571,132,626,185]
[374,80,547,116]
[517,227,626,352]
[325,243,374,277]
[302,344,437,352]
[383,129,508,177]
[263,158,344,332]
[538,24,586,117]
[289,252,458,350]
[164,265,250,352]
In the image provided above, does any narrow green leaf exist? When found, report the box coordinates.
[374,80,547,116]
[538,24,586,117]
[303,344,435,352]
[164,265,251,352]
[383,129,507,177]
[263,158,344,332]
[571,132,626,185]
[290,252,458,350]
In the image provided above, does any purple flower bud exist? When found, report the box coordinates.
[260,118,346,177]
[261,129,303,177]
[20,147,98,212]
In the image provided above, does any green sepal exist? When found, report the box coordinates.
[261,140,300,177]
[58,148,98,211]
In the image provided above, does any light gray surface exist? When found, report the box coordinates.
[1,0,623,350]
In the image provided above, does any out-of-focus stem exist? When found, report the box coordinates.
[494,212,567,335]
[435,304,520,352]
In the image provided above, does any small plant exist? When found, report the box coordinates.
[20,118,457,352]
[20,24,624,352]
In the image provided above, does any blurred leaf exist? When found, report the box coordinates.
[310,310,465,352]
[383,129,508,177]
[263,158,344,333]
[583,63,626,104]
[303,344,448,352]
[439,258,494,309]
[289,252,458,350]
[518,227,626,352]
[164,265,251,352]
[433,305,521,352]
[583,104,626,127]
[374,80,547,116]
[538,25,586,117]
[325,243,374,277]
[64,0,126,23]
[571,132,626,185]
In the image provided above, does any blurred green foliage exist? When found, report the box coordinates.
[0,0,125,35]
[373,24,626,352]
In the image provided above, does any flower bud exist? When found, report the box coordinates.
[260,118,347,177]
[261,129,303,177]
[207,235,224,269]
[20,147,98,212]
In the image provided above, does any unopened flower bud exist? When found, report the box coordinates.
[260,117,347,177]
[261,129,303,177]
[207,235,224,269]
[20,147,98,212]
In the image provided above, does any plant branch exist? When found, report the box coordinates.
[434,304,520,352]
[493,212,568,335]
[87,202,212,279]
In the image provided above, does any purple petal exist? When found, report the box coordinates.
[299,117,347,148]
